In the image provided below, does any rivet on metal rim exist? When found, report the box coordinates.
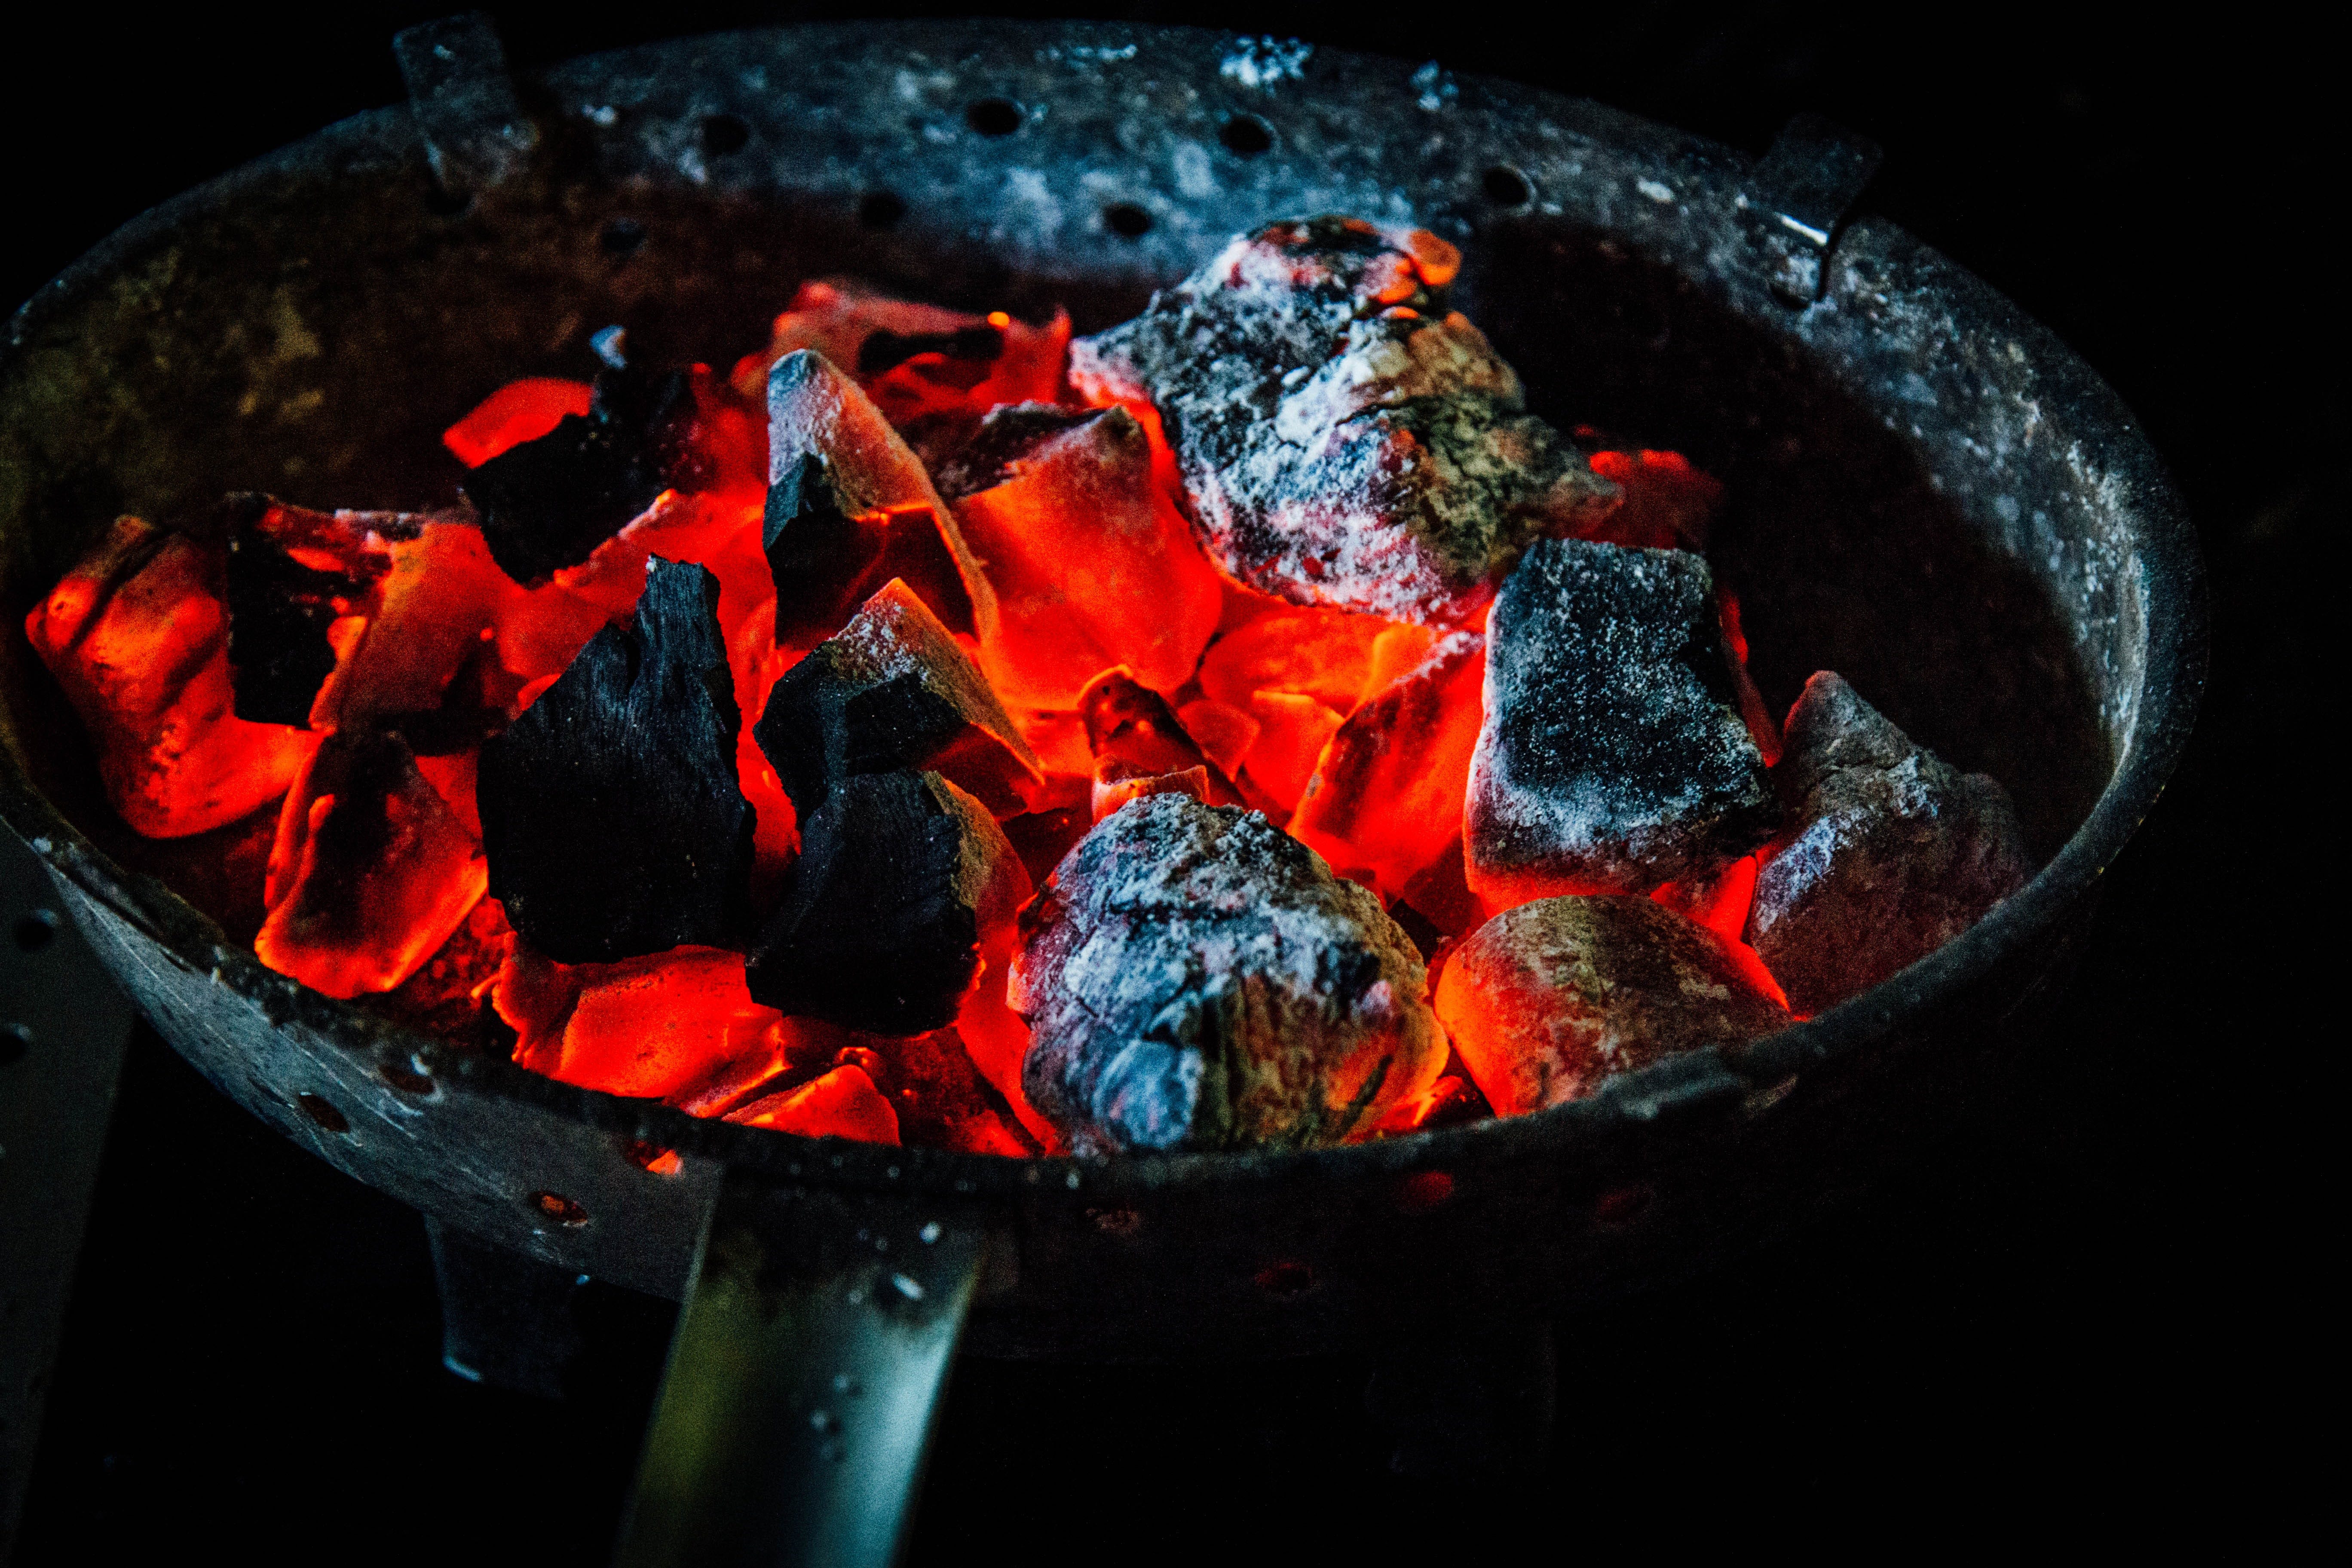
[1742,113,1883,307]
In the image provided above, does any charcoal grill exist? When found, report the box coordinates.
[0,16,2203,1562]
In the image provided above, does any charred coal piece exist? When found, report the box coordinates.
[1434,896,1789,1114]
[926,402,1098,500]
[221,494,402,725]
[255,726,487,1000]
[1466,539,1776,903]
[1069,216,1612,625]
[754,578,1043,818]
[1077,669,1246,806]
[765,349,992,643]
[1009,796,1444,1154]
[1748,673,2032,1015]
[24,513,317,838]
[857,324,1004,375]
[479,557,754,963]
[463,367,691,583]
[946,403,1225,707]
[745,770,1029,1036]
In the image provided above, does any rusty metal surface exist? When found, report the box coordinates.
[0,20,2203,1360]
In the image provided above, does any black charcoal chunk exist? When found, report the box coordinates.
[927,402,1099,501]
[478,557,753,962]
[1009,796,1444,1155]
[1466,537,1776,900]
[1069,215,1611,625]
[745,770,1023,1035]
[755,578,1042,817]
[1747,673,2032,1016]
[220,493,426,726]
[463,368,690,583]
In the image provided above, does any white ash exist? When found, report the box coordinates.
[1070,216,1613,625]
[1009,795,1443,1154]
[1466,537,1776,900]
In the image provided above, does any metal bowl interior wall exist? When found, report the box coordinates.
[0,21,2200,1358]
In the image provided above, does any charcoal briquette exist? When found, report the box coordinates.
[1747,672,2032,1015]
[1434,895,1790,1113]
[1069,216,1613,625]
[1009,795,1445,1154]
[478,556,755,962]
[1466,537,1776,902]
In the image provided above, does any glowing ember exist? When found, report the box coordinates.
[25,214,2034,1156]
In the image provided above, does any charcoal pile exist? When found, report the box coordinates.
[24,215,2037,1158]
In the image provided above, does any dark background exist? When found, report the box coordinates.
[7,4,2326,1557]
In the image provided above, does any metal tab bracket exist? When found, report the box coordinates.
[1743,113,1883,306]
[394,12,539,202]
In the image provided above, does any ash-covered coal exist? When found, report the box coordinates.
[1070,216,1612,625]
[1748,673,2031,1015]
[462,368,692,583]
[1466,538,1776,903]
[754,577,1044,818]
[1009,795,1443,1154]
[478,557,754,963]
[1434,895,1789,1114]
[745,769,1030,1036]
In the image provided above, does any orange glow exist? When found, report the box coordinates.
[441,378,594,467]
[1091,761,1211,822]
[724,1063,900,1144]
[1242,690,1345,812]
[1290,632,1484,901]
[254,735,487,998]
[312,521,513,731]
[1581,449,1725,552]
[24,516,315,838]
[728,279,1071,428]
[1172,698,1260,778]
[1198,606,1391,714]
[1078,668,1246,806]
[1652,853,1759,945]
[953,409,1223,707]
[499,944,786,1102]
[1717,591,1784,765]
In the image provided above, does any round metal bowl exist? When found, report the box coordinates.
[0,19,2201,1363]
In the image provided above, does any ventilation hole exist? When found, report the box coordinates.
[14,910,58,952]
[531,1190,590,1226]
[1,1023,29,1067]
[699,113,750,156]
[1482,164,1533,205]
[965,98,1023,137]
[1087,1207,1143,1236]
[423,184,473,218]
[1103,202,1153,239]
[857,190,905,231]
[624,1140,683,1176]
[381,1058,435,1096]
[297,1093,350,1134]
[599,217,648,256]
[1253,1261,1317,1301]
[1218,115,1273,156]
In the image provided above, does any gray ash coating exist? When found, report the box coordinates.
[1434,895,1790,1114]
[1466,538,1776,900]
[1748,673,2031,1016]
[1070,216,1612,626]
[1009,794,1442,1155]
